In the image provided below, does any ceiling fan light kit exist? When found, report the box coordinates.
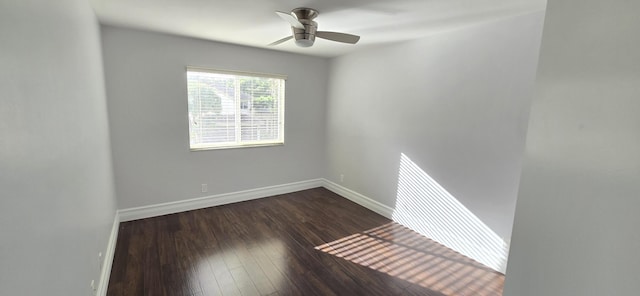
[271,7,360,48]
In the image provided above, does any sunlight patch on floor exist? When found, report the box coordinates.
[315,222,504,295]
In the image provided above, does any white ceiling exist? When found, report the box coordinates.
[91,0,546,58]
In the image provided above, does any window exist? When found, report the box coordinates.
[186,67,285,150]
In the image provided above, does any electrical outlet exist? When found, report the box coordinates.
[201,184,208,193]
[90,280,96,295]
[340,174,344,183]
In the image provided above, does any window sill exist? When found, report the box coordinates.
[189,142,284,151]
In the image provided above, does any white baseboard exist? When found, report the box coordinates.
[100,179,394,293]
[322,179,394,219]
[97,212,120,296]
[102,178,506,288]
[118,179,324,222]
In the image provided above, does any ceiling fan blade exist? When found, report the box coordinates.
[268,36,293,46]
[316,31,360,44]
[275,11,304,29]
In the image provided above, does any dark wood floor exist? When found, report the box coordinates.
[107,188,504,296]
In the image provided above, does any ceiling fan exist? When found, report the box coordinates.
[269,8,361,47]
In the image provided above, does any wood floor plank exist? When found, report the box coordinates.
[107,187,505,295]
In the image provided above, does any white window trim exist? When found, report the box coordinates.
[186,67,286,151]
[187,67,288,80]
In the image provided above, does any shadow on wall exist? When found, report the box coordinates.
[392,153,509,272]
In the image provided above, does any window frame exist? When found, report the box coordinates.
[186,67,286,151]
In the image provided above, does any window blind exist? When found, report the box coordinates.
[186,68,285,150]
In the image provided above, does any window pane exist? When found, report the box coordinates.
[240,77,281,142]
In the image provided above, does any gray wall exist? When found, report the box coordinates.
[101,26,328,209]
[325,12,544,272]
[0,0,118,295]
[504,0,640,294]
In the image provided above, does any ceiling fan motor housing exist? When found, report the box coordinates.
[291,8,319,47]
[292,19,317,47]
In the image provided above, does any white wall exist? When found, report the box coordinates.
[101,26,328,209]
[0,0,118,295]
[325,11,545,271]
[504,0,640,294]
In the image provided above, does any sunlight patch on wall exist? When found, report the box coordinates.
[392,153,508,272]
